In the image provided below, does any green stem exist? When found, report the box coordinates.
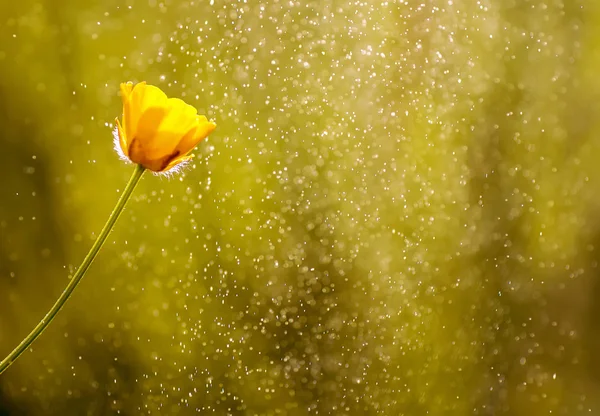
[0,164,145,375]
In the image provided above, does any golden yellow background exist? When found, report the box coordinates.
[1,0,600,415]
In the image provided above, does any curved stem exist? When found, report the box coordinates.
[0,164,145,375]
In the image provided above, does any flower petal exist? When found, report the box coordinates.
[160,155,194,173]
[160,98,199,137]
[175,117,216,156]
[120,82,133,99]
[136,83,168,115]
[174,125,200,156]
[120,82,134,140]
[128,110,200,172]
[128,82,169,141]
[192,118,217,144]
[115,118,128,157]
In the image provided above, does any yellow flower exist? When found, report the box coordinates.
[114,81,216,173]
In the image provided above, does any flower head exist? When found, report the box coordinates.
[114,81,216,173]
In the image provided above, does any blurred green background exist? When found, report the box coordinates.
[1,0,600,414]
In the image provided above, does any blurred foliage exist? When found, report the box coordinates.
[1,0,600,414]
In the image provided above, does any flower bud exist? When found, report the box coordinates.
[114,82,216,172]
